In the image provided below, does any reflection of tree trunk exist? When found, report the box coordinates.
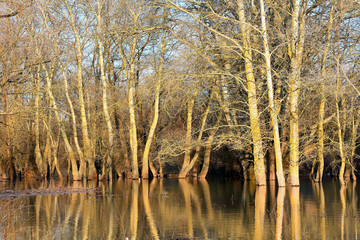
[179,179,193,238]
[340,185,346,240]
[254,186,266,240]
[142,180,159,239]
[290,187,301,240]
[190,181,209,239]
[130,181,139,240]
[276,187,285,240]
[81,194,90,240]
[35,195,42,240]
[199,179,214,221]
[352,182,358,238]
[319,183,326,240]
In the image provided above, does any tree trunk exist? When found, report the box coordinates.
[260,0,285,187]
[238,0,266,186]
[288,0,306,186]
[44,66,81,181]
[142,31,165,179]
[178,92,196,179]
[62,69,85,177]
[97,0,114,181]
[317,5,334,182]
[128,37,139,179]
[34,67,45,178]
[65,0,96,179]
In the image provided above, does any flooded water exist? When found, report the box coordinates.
[0,177,359,239]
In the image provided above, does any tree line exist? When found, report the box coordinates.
[0,0,359,185]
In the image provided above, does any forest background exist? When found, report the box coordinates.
[0,0,359,186]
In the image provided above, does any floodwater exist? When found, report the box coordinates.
[0,177,359,239]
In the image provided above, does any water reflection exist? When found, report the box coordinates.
[0,178,359,239]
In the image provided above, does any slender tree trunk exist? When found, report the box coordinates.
[97,0,114,181]
[128,37,139,179]
[336,66,346,185]
[179,91,212,178]
[3,85,11,180]
[178,92,196,179]
[44,67,81,181]
[350,105,360,181]
[65,0,96,179]
[62,69,85,177]
[288,0,306,186]
[237,0,266,186]
[34,67,45,177]
[260,0,285,187]
[198,110,220,179]
[316,5,334,182]
[142,32,165,179]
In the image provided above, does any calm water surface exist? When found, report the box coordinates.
[0,178,359,239]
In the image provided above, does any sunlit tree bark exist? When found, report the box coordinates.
[237,0,266,185]
[96,0,114,181]
[259,0,285,187]
[288,0,306,186]
[64,0,97,179]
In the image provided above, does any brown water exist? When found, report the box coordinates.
[0,178,358,239]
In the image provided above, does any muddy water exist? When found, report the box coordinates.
[0,178,358,239]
